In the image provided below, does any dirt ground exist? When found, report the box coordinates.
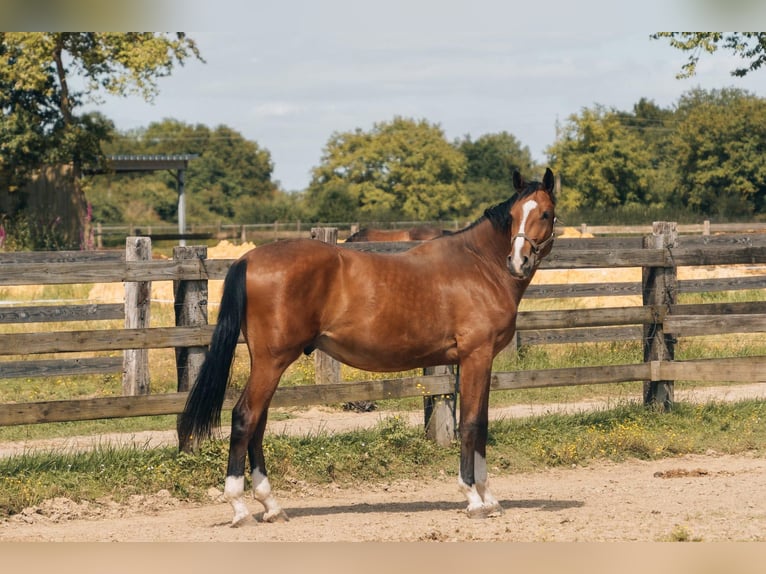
[2,383,766,542]
[2,452,765,542]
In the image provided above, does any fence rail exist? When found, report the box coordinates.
[93,220,766,247]
[1,226,765,439]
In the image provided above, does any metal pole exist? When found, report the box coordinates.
[177,168,186,247]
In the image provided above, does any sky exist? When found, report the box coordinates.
[79,3,766,192]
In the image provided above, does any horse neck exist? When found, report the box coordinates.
[455,217,512,267]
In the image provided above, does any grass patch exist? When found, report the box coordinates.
[2,400,765,518]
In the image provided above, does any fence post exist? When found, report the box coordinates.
[173,245,209,394]
[642,221,677,410]
[123,236,151,396]
[310,227,341,386]
[423,365,457,446]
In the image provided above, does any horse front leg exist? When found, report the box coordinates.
[457,354,504,518]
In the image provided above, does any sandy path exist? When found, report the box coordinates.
[2,452,765,541]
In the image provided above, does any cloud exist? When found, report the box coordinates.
[250,102,307,119]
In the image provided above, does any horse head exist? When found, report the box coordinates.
[507,167,556,279]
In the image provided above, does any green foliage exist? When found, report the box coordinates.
[548,105,655,212]
[458,131,537,183]
[0,33,202,247]
[671,88,766,217]
[651,32,766,78]
[87,119,279,224]
[456,131,539,218]
[0,32,202,179]
[308,116,468,220]
[547,89,766,219]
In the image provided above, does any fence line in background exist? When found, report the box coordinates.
[93,220,766,247]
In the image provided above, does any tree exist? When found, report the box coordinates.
[0,33,202,248]
[547,105,654,212]
[456,132,538,217]
[671,87,766,217]
[90,119,278,224]
[651,32,766,78]
[308,117,468,221]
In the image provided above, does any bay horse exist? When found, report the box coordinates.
[178,168,557,525]
[345,225,452,242]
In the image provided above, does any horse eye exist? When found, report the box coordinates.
[542,212,550,220]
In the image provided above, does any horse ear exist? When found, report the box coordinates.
[543,168,555,194]
[512,169,524,192]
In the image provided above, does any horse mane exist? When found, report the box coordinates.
[457,177,554,236]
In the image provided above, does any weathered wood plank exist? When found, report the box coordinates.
[490,363,652,390]
[0,303,123,324]
[678,275,766,294]
[664,314,766,336]
[1,356,764,426]
[0,326,216,355]
[542,248,671,269]
[677,235,766,248]
[173,245,209,394]
[525,281,641,299]
[642,222,677,408]
[0,250,124,264]
[670,245,766,266]
[0,259,230,285]
[124,238,151,396]
[528,275,766,299]
[518,326,642,346]
[671,301,766,316]
[0,357,123,379]
[659,356,766,383]
[517,307,654,330]
[0,373,455,426]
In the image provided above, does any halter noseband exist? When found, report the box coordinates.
[511,230,556,255]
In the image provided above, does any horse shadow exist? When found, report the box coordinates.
[252,497,584,521]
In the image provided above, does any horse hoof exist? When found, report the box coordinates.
[230,513,253,528]
[466,503,504,519]
[263,509,289,523]
[487,504,505,518]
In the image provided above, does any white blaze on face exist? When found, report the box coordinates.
[510,199,538,270]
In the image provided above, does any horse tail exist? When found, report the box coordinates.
[178,258,248,450]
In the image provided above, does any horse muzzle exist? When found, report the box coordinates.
[507,253,536,279]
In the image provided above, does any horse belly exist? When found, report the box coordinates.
[315,327,457,372]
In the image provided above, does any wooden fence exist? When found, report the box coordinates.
[1,225,765,445]
[94,220,766,247]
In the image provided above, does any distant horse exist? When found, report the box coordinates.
[179,168,557,525]
[345,225,452,242]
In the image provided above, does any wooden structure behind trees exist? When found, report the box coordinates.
[0,164,88,250]
[0,229,764,444]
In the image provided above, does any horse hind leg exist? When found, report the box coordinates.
[223,353,297,526]
[223,397,257,526]
[248,410,288,523]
